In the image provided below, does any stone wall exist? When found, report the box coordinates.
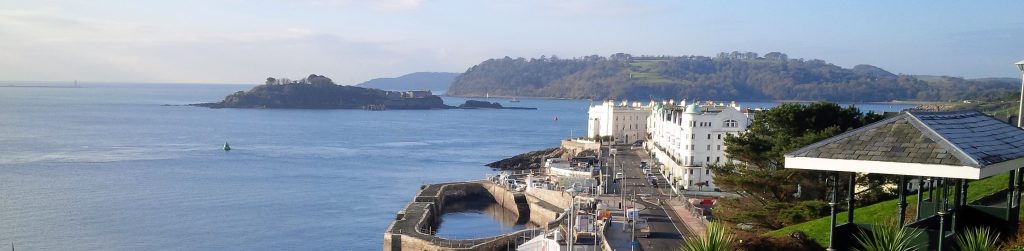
[384,180,562,251]
[526,188,573,209]
[561,139,600,157]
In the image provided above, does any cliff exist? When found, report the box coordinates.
[192,74,450,109]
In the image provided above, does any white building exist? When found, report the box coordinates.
[586,100,651,145]
[646,100,753,191]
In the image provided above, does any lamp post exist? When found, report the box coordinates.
[1016,60,1024,127]
[565,187,579,250]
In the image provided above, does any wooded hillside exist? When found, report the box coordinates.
[446,52,1016,102]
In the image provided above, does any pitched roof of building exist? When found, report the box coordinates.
[785,110,1024,179]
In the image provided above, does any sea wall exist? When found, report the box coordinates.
[526,188,573,209]
[561,139,600,157]
[383,180,562,251]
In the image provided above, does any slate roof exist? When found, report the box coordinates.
[787,110,1024,168]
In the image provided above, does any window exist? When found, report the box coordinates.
[706,156,710,162]
[723,120,738,128]
[706,169,711,175]
[707,134,711,139]
[691,134,695,139]
[717,145,721,150]
[689,169,693,174]
[715,157,720,163]
[706,145,711,150]
[717,134,721,139]
[689,180,693,186]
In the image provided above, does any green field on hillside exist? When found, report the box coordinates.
[627,60,674,84]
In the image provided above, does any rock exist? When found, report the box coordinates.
[486,147,567,170]
[458,100,503,109]
[456,100,537,110]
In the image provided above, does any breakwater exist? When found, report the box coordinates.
[383,181,566,251]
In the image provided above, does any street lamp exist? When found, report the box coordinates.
[565,187,580,250]
[1016,60,1024,127]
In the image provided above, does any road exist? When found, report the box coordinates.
[600,145,686,251]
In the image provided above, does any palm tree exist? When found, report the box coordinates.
[853,219,923,251]
[955,227,1000,251]
[679,221,736,251]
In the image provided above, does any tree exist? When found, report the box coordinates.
[679,221,737,251]
[709,102,886,231]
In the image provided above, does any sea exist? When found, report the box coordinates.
[0,83,917,250]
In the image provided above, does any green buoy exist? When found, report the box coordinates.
[223,142,231,151]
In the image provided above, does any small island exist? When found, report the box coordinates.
[457,100,537,110]
[191,74,535,110]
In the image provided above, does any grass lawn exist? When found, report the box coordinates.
[627,60,674,84]
[767,173,1016,246]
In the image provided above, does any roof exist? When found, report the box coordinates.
[685,104,701,114]
[785,110,1024,179]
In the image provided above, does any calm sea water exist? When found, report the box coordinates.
[0,83,915,250]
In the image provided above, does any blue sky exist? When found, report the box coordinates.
[1,1,1023,84]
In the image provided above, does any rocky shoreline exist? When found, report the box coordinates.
[486,147,567,170]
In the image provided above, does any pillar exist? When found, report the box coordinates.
[951,179,962,235]
[937,178,949,251]
[916,177,924,221]
[1008,170,1016,221]
[1011,168,1019,206]
[847,172,856,224]
[960,179,969,207]
[827,173,838,251]
[898,176,907,227]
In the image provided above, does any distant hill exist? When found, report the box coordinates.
[446,52,1017,102]
[355,72,459,94]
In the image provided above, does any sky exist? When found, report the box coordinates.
[1,1,1023,84]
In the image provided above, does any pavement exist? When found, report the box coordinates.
[598,145,686,251]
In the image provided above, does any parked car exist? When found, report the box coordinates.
[634,218,651,238]
[626,208,641,222]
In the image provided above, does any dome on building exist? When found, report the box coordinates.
[684,104,701,114]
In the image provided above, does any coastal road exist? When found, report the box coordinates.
[601,146,685,250]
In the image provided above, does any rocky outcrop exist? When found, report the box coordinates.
[457,100,537,110]
[191,74,451,110]
[458,100,504,109]
[486,147,567,170]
